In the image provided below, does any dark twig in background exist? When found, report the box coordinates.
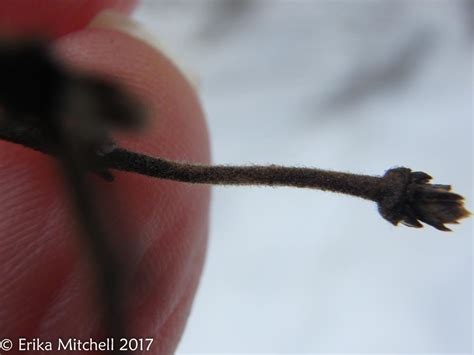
[0,40,134,354]
[44,116,127,353]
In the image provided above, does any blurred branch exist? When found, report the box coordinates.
[323,30,436,110]
[0,39,134,353]
[197,0,256,43]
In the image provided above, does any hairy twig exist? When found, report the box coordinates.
[0,119,470,231]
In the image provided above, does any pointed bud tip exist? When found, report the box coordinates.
[378,168,471,232]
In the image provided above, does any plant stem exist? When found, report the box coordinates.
[0,121,469,231]
[105,149,382,201]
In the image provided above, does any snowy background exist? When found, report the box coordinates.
[134,0,472,353]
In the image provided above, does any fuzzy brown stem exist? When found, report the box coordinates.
[0,122,469,231]
[104,149,382,201]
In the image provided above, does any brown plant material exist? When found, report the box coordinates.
[376,168,470,231]
[1,115,471,232]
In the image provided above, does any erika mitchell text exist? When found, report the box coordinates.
[17,337,154,352]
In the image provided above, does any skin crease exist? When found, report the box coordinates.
[0,1,211,354]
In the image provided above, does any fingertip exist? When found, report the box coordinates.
[0,21,211,353]
[0,0,139,38]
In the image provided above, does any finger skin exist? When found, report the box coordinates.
[0,29,211,354]
[0,0,138,38]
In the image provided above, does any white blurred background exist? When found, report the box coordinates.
[134,0,473,353]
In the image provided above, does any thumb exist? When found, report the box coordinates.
[0,15,210,354]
